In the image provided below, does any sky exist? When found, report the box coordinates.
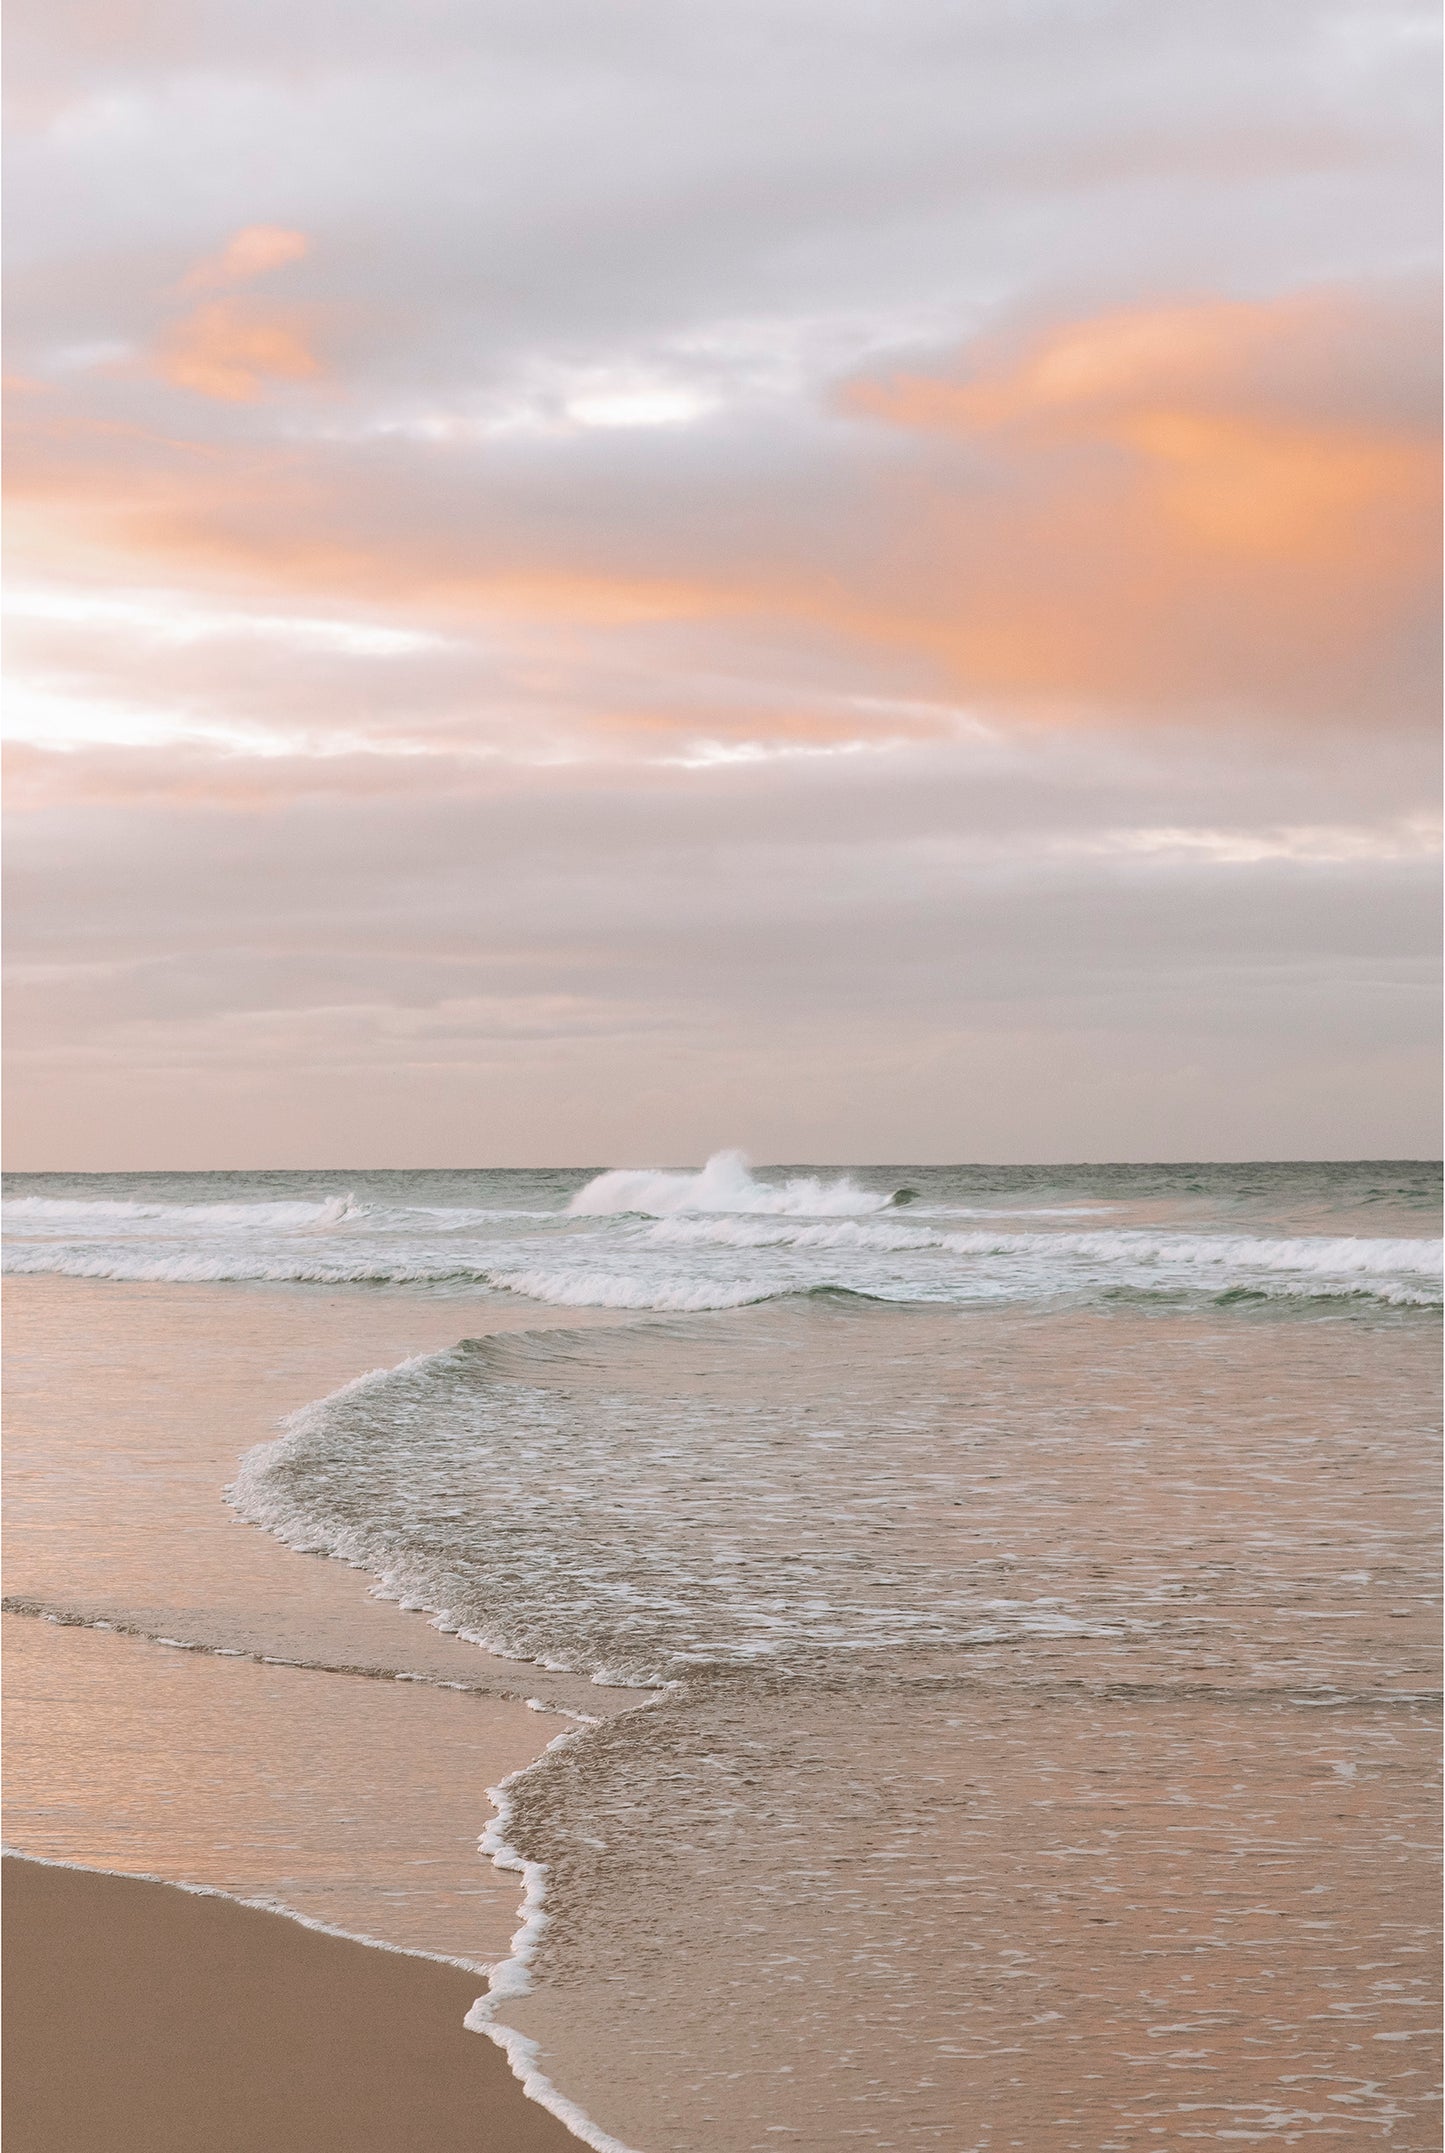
[4,0,1440,1169]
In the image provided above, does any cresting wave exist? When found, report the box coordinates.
[5,1157,1440,1315]
[6,1227,1438,1308]
[3,1192,373,1229]
[564,1149,905,1216]
[651,1215,1442,1270]
[2,1192,547,1232]
[489,1268,771,1311]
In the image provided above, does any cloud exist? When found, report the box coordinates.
[835,284,1441,716]
[2,0,1438,1160]
[5,730,1438,1165]
[152,298,322,400]
[10,271,1435,751]
[180,224,309,291]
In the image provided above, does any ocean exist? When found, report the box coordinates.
[3,1157,1440,2149]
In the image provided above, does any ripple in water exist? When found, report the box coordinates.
[234,1294,1442,2151]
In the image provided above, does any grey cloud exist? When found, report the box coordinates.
[4,0,1439,1164]
[7,741,1436,1021]
[8,1,1435,376]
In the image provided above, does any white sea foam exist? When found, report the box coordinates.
[5,1230,1438,1309]
[4,1194,353,1228]
[466,1739,647,2153]
[1,1247,484,1286]
[210,1228,1439,2150]
[0,1191,552,1237]
[567,1149,894,1217]
[651,1215,1444,1275]
[650,1216,940,1252]
[488,1267,773,1311]
[6,1166,1438,1313]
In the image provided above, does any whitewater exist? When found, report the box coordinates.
[5,1151,1439,1310]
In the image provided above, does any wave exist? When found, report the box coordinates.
[489,1269,1438,1314]
[6,1189,1436,1314]
[1,1247,490,1286]
[3,1193,561,1244]
[3,1192,376,1232]
[566,1150,897,1218]
[651,1216,943,1253]
[651,1216,1444,1276]
[8,1240,1438,1300]
[1210,1280,1442,1309]
[489,1268,775,1312]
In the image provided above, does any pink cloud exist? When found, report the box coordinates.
[152,299,323,401]
[180,225,309,293]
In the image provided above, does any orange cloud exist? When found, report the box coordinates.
[3,400,739,626]
[839,288,1440,714]
[8,284,1436,742]
[154,299,322,401]
[147,226,318,402]
[181,225,309,292]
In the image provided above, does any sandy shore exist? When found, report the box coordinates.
[2,1855,583,2153]
[2,1273,630,1718]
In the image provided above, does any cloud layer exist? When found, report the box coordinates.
[4,0,1439,1163]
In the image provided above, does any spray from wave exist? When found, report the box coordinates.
[566,1150,902,1219]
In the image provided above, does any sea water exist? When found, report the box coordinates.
[4,1158,1440,2149]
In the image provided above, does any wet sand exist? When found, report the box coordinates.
[2,1855,581,2153]
[2,1273,631,1716]
[0,1277,639,2149]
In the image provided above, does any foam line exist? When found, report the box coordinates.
[648,1215,1444,1273]
[465,1729,649,2153]
[489,1266,775,1311]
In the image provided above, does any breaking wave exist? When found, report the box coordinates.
[3,1192,375,1231]
[4,1162,1438,1312]
[566,1150,899,1217]
[1,1247,489,1287]
[488,1269,774,1312]
[651,1216,1443,1275]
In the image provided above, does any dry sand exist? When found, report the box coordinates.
[2,1855,584,2153]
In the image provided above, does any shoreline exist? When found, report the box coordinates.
[5,1242,1437,2149]
[1,1275,649,2151]
[1,1852,587,2152]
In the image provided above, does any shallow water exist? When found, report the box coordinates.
[3,1160,1440,2149]
[1,1278,638,1967]
[236,1295,1441,2149]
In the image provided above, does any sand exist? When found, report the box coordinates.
[2,1855,583,2153]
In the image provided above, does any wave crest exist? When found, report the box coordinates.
[650,1215,1443,1275]
[566,1150,894,1219]
[490,1268,772,1312]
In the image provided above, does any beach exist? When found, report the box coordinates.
[8,0,1437,2133]
[3,1855,579,2153]
[2,1162,1440,2149]
[2,1266,648,2151]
